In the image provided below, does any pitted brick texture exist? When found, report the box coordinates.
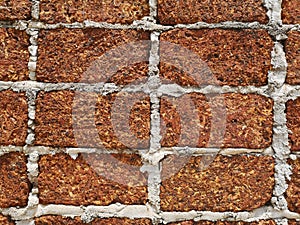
[0,0,31,20]
[286,158,300,213]
[38,153,147,205]
[161,93,273,149]
[40,0,149,24]
[166,221,276,225]
[35,216,152,225]
[35,91,150,149]
[0,28,29,81]
[0,152,30,208]
[160,155,275,212]
[157,0,268,25]
[160,29,272,86]
[37,29,150,84]
[0,90,28,146]
[285,31,300,85]
[286,98,300,151]
[0,215,14,225]
[282,0,300,24]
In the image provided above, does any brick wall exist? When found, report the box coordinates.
[0,0,299,225]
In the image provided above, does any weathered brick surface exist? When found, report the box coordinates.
[0,90,28,146]
[40,0,149,24]
[0,28,29,81]
[286,158,300,213]
[35,91,150,148]
[286,98,300,151]
[36,29,149,83]
[160,29,273,86]
[160,155,275,212]
[289,220,300,225]
[0,152,30,208]
[157,0,268,25]
[35,216,152,225]
[0,215,14,225]
[0,0,31,20]
[161,93,273,149]
[166,221,275,225]
[38,153,147,205]
[282,0,300,24]
[285,31,300,85]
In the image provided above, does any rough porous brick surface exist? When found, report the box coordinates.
[35,91,150,148]
[282,0,300,24]
[286,158,300,213]
[286,98,300,151]
[160,29,272,86]
[0,152,30,208]
[35,216,152,225]
[40,0,149,24]
[0,90,28,146]
[0,28,29,81]
[289,220,300,225]
[0,0,31,20]
[37,29,149,84]
[285,31,300,84]
[0,215,14,225]
[161,93,273,149]
[160,155,275,212]
[157,0,268,25]
[166,221,276,225]
[38,153,147,205]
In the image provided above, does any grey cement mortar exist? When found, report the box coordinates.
[0,0,300,224]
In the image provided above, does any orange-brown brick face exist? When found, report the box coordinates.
[35,216,152,225]
[0,0,31,20]
[285,31,300,85]
[160,29,273,86]
[166,221,276,225]
[157,0,268,24]
[286,159,300,213]
[286,98,300,151]
[35,91,150,149]
[282,0,300,24]
[0,215,15,225]
[38,153,147,205]
[39,0,149,24]
[0,90,28,146]
[0,28,29,81]
[0,152,30,208]
[160,93,273,149]
[36,29,150,84]
[160,155,275,212]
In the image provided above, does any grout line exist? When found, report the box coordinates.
[2,204,300,222]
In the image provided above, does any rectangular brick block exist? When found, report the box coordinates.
[0,215,14,225]
[0,152,30,208]
[35,216,152,225]
[35,91,150,149]
[40,0,149,24]
[285,31,300,85]
[157,0,268,24]
[165,221,276,225]
[161,93,273,149]
[282,0,300,24]
[160,29,273,86]
[286,158,300,213]
[0,28,29,81]
[286,98,300,151]
[38,153,147,205]
[0,90,28,146]
[160,155,275,212]
[0,0,31,20]
[36,28,149,84]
